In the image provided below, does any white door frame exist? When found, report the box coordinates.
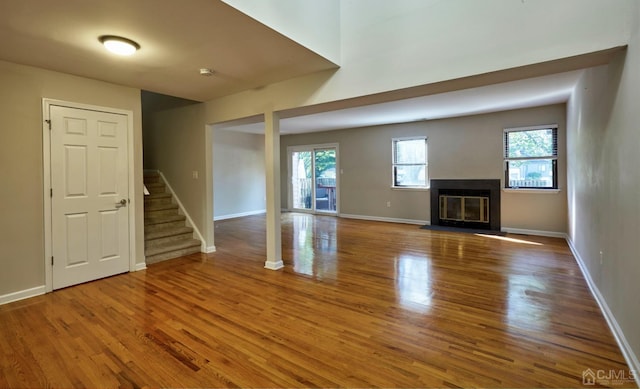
[42,99,137,293]
[287,143,339,214]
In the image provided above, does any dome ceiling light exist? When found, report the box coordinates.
[99,35,140,56]
[199,68,215,76]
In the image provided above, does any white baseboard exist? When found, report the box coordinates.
[205,245,217,253]
[339,213,428,226]
[501,227,566,238]
[565,236,640,384]
[0,285,46,306]
[214,209,266,221]
[157,171,208,253]
[264,260,284,270]
[134,262,147,271]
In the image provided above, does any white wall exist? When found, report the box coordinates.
[206,0,634,125]
[222,0,340,65]
[281,104,567,233]
[337,0,631,100]
[566,0,640,370]
[213,129,266,220]
[144,102,209,241]
[0,59,144,298]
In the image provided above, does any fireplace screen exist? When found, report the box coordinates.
[439,195,489,223]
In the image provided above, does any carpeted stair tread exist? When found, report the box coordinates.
[145,232,195,248]
[144,214,186,226]
[145,192,171,199]
[144,222,188,234]
[143,174,160,182]
[144,203,179,212]
[145,238,201,257]
[146,245,201,264]
[144,193,172,206]
[143,172,201,264]
[145,226,193,240]
[144,183,166,194]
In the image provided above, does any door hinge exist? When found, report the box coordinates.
[50,188,53,198]
[45,119,51,130]
[51,256,54,266]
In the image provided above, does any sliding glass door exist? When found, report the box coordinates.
[289,145,338,214]
[291,150,313,210]
[313,148,337,212]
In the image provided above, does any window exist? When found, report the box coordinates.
[504,125,558,189]
[392,137,428,187]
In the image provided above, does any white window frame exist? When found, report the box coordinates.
[287,143,340,214]
[392,137,428,188]
[503,124,558,190]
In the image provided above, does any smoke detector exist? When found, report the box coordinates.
[199,68,215,76]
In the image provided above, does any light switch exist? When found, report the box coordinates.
[192,170,199,179]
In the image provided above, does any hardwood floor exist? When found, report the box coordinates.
[0,213,635,388]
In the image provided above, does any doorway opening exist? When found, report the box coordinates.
[289,144,338,214]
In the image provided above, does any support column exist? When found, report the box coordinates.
[264,111,284,270]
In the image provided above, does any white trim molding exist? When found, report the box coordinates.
[565,236,640,385]
[134,262,147,272]
[340,213,428,226]
[0,286,46,306]
[502,188,562,194]
[264,260,284,270]
[214,209,266,221]
[500,227,566,238]
[156,171,207,253]
[205,245,217,254]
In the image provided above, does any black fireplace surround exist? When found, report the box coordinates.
[430,179,501,231]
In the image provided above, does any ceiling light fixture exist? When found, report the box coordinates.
[99,35,140,56]
[199,68,215,76]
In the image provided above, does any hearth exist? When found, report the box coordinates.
[430,179,501,231]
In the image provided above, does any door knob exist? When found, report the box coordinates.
[115,199,127,208]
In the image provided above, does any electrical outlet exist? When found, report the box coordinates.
[192,170,199,179]
[599,250,603,265]
[386,201,391,207]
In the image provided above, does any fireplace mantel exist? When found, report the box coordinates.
[430,179,501,231]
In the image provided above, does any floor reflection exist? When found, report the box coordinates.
[290,213,337,278]
[506,274,551,331]
[504,249,558,332]
[285,212,562,332]
[474,233,544,245]
[395,253,433,313]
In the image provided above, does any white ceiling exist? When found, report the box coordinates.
[0,0,337,101]
[216,70,583,135]
[0,0,588,134]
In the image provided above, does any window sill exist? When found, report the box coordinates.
[502,188,562,194]
[391,186,430,191]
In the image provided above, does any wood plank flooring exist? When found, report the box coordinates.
[0,213,635,388]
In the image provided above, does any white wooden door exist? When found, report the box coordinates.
[50,105,130,289]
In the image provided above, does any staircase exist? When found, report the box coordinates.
[144,172,201,264]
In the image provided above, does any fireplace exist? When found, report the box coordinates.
[430,179,501,231]
[440,194,489,223]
